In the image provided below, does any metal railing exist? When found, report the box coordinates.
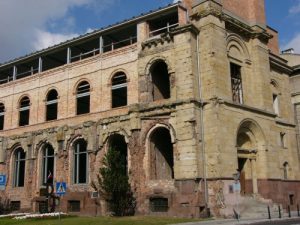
[149,23,179,37]
[103,36,137,53]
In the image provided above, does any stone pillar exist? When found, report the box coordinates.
[250,158,258,194]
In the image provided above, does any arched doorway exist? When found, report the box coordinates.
[108,134,128,175]
[236,120,265,195]
[149,127,174,180]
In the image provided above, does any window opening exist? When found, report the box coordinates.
[148,11,179,37]
[230,63,243,104]
[0,103,5,130]
[280,132,286,148]
[68,200,80,212]
[14,148,26,187]
[15,59,39,80]
[273,94,279,115]
[0,68,13,84]
[112,72,127,108]
[150,198,168,212]
[46,89,58,121]
[19,96,30,126]
[10,201,21,211]
[289,194,294,205]
[150,127,174,180]
[76,81,90,115]
[42,144,55,185]
[283,162,288,180]
[102,25,137,53]
[73,139,88,184]
[70,38,100,63]
[150,61,170,101]
[109,134,128,175]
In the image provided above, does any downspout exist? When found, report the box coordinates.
[196,33,209,211]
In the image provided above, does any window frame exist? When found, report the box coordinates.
[0,103,5,130]
[42,145,55,185]
[73,140,89,184]
[76,81,90,115]
[111,72,128,108]
[45,89,58,121]
[19,96,30,126]
[13,148,26,187]
[230,62,243,104]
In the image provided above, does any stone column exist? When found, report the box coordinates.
[250,158,258,194]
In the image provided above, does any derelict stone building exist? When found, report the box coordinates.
[1,0,300,218]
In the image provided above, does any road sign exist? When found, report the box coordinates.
[0,175,6,191]
[56,182,66,196]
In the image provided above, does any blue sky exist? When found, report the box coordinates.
[0,0,299,63]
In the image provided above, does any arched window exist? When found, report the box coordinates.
[19,96,30,126]
[111,72,127,108]
[150,61,170,101]
[149,127,174,180]
[108,134,128,175]
[46,89,58,121]
[73,139,88,184]
[0,103,5,130]
[76,81,90,115]
[13,148,26,187]
[42,144,55,185]
[283,162,288,180]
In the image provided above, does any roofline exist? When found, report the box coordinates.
[0,2,182,69]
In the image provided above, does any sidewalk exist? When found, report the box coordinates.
[172,217,300,225]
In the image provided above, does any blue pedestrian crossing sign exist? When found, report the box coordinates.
[0,175,6,190]
[56,182,66,196]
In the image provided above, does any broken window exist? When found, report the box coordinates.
[109,134,128,175]
[14,148,26,187]
[68,200,80,212]
[283,162,288,180]
[76,81,90,115]
[150,127,174,180]
[42,144,54,185]
[150,61,170,101]
[46,89,58,121]
[0,103,5,130]
[112,72,127,108]
[102,25,137,53]
[230,63,243,104]
[273,94,279,115]
[148,11,179,37]
[150,198,168,212]
[19,96,30,126]
[73,139,88,184]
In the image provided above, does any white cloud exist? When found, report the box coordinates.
[173,0,180,3]
[282,33,300,53]
[33,30,79,50]
[0,0,116,63]
[289,0,300,14]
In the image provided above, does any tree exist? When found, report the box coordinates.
[91,148,135,216]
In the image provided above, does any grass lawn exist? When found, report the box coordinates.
[0,216,204,225]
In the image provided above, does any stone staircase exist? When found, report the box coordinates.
[236,195,285,220]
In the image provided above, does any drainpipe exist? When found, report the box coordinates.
[196,33,209,211]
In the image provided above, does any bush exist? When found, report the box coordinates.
[91,148,136,216]
[0,195,11,215]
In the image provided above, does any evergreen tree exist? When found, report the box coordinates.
[91,148,135,216]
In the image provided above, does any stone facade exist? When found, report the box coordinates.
[0,0,300,218]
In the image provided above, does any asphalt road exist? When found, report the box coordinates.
[245,218,300,225]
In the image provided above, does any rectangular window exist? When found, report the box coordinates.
[19,109,30,126]
[0,114,4,130]
[230,63,243,104]
[10,201,21,211]
[273,94,279,115]
[68,200,80,212]
[150,198,168,212]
